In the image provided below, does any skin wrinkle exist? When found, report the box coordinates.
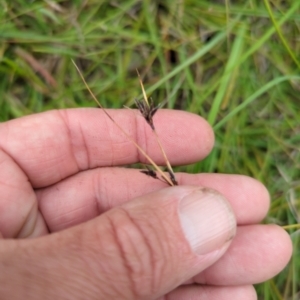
[0,179,24,190]
[138,198,181,296]
[133,207,166,297]
[94,167,112,213]
[107,206,166,299]
[4,191,36,238]
[63,233,108,300]
[156,202,182,290]
[148,209,171,295]
[54,203,92,223]
[131,212,157,293]
[39,232,100,300]
[0,149,39,238]
[126,208,153,298]
[44,112,69,182]
[120,207,153,298]
[104,211,135,299]
[123,171,130,212]
[78,116,91,171]
[103,110,115,167]
[56,110,83,172]
[35,188,50,233]
[0,147,29,186]
[91,170,104,216]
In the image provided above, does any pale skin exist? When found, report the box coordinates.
[0,108,292,299]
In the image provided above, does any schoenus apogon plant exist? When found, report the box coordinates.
[135,70,178,186]
[72,60,178,187]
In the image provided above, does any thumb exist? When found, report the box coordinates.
[0,186,236,300]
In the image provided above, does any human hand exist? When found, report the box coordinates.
[0,109,292,299]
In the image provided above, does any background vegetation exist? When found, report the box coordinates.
[0,1,299,299]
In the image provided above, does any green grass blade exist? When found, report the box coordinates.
[214,75,300,130]
[263,0,300,70]
[208,24,247,125]
[145,30,227,95]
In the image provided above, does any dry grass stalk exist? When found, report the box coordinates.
[14,47,57,88]
[72,60,176,186]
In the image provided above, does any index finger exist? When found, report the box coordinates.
[0,108,214,188]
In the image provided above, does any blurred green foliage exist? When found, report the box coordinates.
[1,1,300,298]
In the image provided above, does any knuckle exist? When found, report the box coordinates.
[104,207,168,298]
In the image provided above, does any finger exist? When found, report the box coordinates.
[37,168,269,232]
[0,187,236,299]
[0,149,48,238]
[193,224,292,285]
[160,285,257,300]
[0,108,214,188]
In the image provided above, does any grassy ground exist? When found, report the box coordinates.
[1,1,300,298]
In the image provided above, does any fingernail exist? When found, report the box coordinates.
[179,188,236,255]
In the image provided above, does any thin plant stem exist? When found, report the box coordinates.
[282,224,300,230]
[136,69,177,185]
[152,129,177,185]
[72,60,174,186]
[136,69,149,106]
